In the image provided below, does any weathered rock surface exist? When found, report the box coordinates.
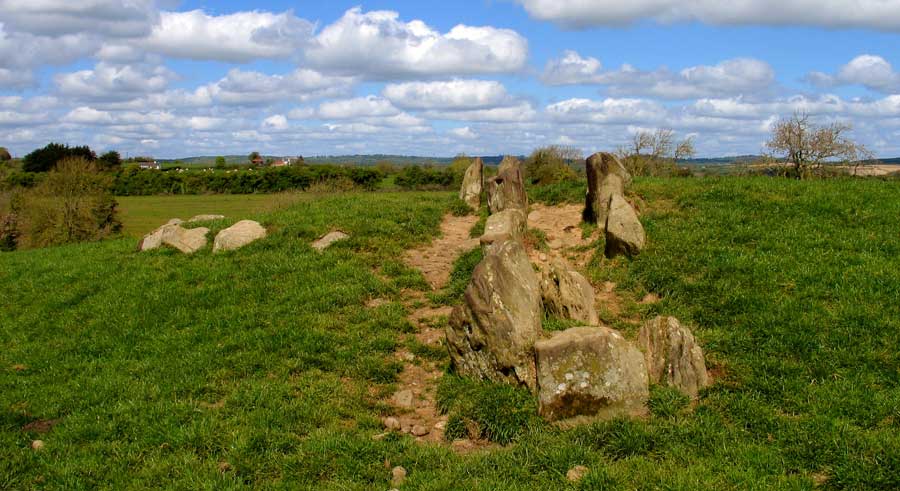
[584,152,631,226]
[480,209,527,252]
[139,220,209,254]
[605,194,645,258]
[446,240,543,389]
[638,316,710,398]
[486,156,528,214]
[459,157,484,210]
[213,220,267,252]
[535,326,649,422]
[188,214,225,222]
[540,258,599,325]
[312,230,350,251]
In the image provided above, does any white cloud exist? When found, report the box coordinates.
[543,51,775,99]
[144,9,313,62]
[306,8,528,78]
[205,68,356,106]
[546,98,667,124]
[55,62,176,101]
[317,96,400,119]
[516,0,900,31]
[807,55,900,93]
[423,102,538,123]
[0,0,158,37]
[383,79,514,110]
[262,114,289,131]
[450,126,478,139]
[63,106,115,124]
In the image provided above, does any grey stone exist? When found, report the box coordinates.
[540,258,599,325]
[486,156,528,214]
[392,389,414,409]
[213,220,267,252]
[605,194,645,258]
[459,157,484,210]
[535,326,649,422]
[584,152,631,227]
[312,230,350,251]
[446,240,543,389]
[188,214,225,222]
[638,316,710,398]
[391,466,407,487]
[480,208,527,253]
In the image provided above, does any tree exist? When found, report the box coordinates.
[0,147,11,162]
[524,146,581,185]
[765,112,872,178]
[618,128,694,177]
[248,151,261,165]
[23,143,96,173]
[98,151,122,171]
[215,156,227,169]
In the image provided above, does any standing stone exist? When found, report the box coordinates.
[638,316,709,398]
[605,194,645,258]
[535,326,649,422]
[446,240,543,389]
[540,258,599,325]
[486,156,528,214]
[584,152,631,227]
[459,157,484,210]
[480,209,527,253]
[213,220,267,252]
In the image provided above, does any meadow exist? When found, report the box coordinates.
[2,177,899,490]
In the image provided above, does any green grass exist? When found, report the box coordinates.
[116,193,307,237]
[3,178,900,490]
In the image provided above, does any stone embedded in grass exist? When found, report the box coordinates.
[584,152,631,227]
[535,326,649,422]
[31,440,45,451]
[138,219,209,254]
[459,157,484,210]
[392,389,414,409]
[446,239,543,390]
[391,466,407,487]
[188,214,225,223]
[383,416,401,431]
[604,194,645,258]
[486,156,528,214]
[540,257,599,326]
[213,220,267,253]
[638,316,710,399]
[311,230,350,252]
[567,465,589,482]
[480,209,527,253]
[411,425,429,437]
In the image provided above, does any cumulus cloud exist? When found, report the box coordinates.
[305,8,528,78]
[204,68,356,106]
[0,0,159,37]
[262,114,289,131]
[546,98,667,124]
[317,96,400,119]
[450,126,478,139]
[383,79,515,110]
[543,51,775,99]
[516,0,900,31]
[807,55,900,93]
[55,62,176,101]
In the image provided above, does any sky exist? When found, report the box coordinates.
[1,0,900,159]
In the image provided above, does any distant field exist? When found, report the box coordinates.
[116,193,307,236]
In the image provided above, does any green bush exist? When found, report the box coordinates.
[525,145,581,185]
[23,142,96,173]
[394,165,455,190]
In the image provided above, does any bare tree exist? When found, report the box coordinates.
[766,112,872,178]
[618,128,694,176]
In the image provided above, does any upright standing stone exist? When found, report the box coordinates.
[459,157,484,210]
[605,194,645,258]
[446,240,543,389]
[584,152,631,227]
[480,208,527,253]
[540,258,599,325]
[638,316,710,398]
[535,326,649,422]
[486,156,528,214]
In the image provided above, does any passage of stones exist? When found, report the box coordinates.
[452,153,709,424]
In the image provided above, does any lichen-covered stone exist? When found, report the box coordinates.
[446,239,543,389]
[486,156,528,214]
[605,194,645,258]
[535,326,649,422]
[480,208,527,252]
[584,152,631,227]
[459,157,484,210]
[540,258,599,325]
[638,316,710,398]
[213,220,267,252]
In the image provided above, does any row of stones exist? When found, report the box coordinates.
[138,216,266,254]
[449,155,708,424]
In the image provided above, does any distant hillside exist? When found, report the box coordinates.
[158,154,514,167]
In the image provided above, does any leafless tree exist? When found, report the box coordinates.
[766,112,872,178]
[618,128,694,176]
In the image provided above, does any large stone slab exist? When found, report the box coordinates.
[638,316,710,398]
[213,220,266,252]
[138,219,208,254]
[311,230,350,251]
[480,209,527,253]
[605,194,645,258]
[584,152,631,227]
[486,156,528,214]
[459,157,484,210]
[540,258,599,325]
[446,239,543,389]
[535,326,649,422]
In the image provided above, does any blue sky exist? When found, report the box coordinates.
[1,0,899,158]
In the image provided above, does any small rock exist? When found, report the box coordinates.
[411,425,430,437]
[567,465,589,482]
[383,417,401,431]
[217,462,232,473]
[372,432,389,441]
[391,466,407,487]
[188,214,225,223]
[11,364,26,371]
[397,352,415,362]
[603,281,616,293]
[640,293,660,304]
[539,253,548,262]
[312,230,350,251]
[31,440,44,451]
[434,420,446,431]
[392,389,414,409]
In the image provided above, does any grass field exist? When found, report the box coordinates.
[2,178,900,490]
[116,193,307,237]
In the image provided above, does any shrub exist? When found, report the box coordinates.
[23,143,96,173]
[14,157,121,249]
[0,147,10,161]
[524,146,581,185]
[394,165,455,190]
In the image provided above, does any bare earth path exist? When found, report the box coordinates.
[403,214,480,289]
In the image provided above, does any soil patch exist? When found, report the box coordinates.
[404,214,479,289]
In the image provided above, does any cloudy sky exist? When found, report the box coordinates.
[2,0,900,158]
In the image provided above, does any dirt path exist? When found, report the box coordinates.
[403,214,480,290]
